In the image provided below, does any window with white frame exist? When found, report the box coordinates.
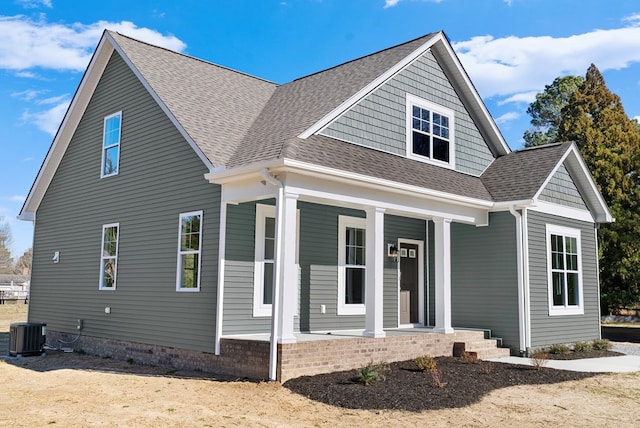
[101,112,122,177]
[546,224,584,315]
[177,211,203,291]
[253,204,276,316]
[337,216,366,315]
[406,94,454,167]
[252,204,300,317]
[99,223,119,290]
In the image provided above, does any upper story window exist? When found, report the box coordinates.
[406,95,455,168]
[176,211,203,292]
[99,223,119,290]
[546,224,584,316]
[337,215,366,315]
[101,112,122,178]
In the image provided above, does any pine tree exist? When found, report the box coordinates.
[523,75,584,147]
[558,64,640,311]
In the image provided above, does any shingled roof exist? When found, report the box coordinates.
[481,142,573,202]
[109,32,277,167]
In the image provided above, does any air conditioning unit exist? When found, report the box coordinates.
[9,322,46,357]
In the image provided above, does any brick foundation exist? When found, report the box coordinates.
[46,329,498,382]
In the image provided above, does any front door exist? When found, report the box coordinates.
[399,242,420,325]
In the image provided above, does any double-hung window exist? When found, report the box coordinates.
[337,216,366,315]
[546,224,584,315]
[177,211,203,291]
[101,112,122,177]
[406,95,454,167]
[99,223,119,290]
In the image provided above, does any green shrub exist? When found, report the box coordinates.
[356,361,386,385]
[592,339,612,351]
[548,344,570,355]
[573,341,593,353]
[415,355,437,373]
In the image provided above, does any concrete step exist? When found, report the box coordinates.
[454,339,511,360]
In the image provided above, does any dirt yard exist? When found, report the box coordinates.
[2,305,640,427]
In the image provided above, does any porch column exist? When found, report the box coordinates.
[273,191,298,344]
[364,206,386,338]
[433,217,454,334]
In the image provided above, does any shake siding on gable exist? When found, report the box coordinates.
[450,212,520,351]
[539,163,588,209]
[526,211,600,347]
[320,50,494,176]
[29,52,220,353]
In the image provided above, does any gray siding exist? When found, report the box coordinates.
[539,163,587,209]
[29,52,220,353]
[451,212,520,351]
[320,50,495,176]
[527,211,600,348]
[383,215,428,328]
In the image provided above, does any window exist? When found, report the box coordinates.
[252,204,300,317]
[406,95,454,167]
[337,216,366,315]
[101,112,122,177]
[177,211,203,291]
[99,223,119,290]
[253,205,276,316]
[546,224,584,315]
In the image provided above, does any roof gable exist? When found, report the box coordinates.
[481,142,613,222]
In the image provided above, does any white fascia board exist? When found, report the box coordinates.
[105,32,215,172]
[491,200,536,211]
[529,200,595,223]
[298,33,444,139]
[19,35,114,221]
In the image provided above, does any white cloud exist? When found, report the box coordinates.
[11,89,45,101]
[497,91,538,106]
[633,115,640,123]
[21,100,70,135]
[453,26,640,102]
[16,0,52,8]
[622,13,640,26]
[0,16,186,72]
[384,0,401,7]
[9,195,26,203]
[15,70,39,78]
[38,94,69,105]
[495,111,520,124]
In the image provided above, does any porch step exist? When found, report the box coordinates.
[453,339,510,360]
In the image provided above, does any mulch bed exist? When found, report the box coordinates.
[284,356,604,412]
[544,349,622,360]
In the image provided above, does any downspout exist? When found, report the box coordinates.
[521,208,531,351]
[261,168,283,381]
[509,206,527,354]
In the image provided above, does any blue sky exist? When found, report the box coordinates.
[2,0,640,258]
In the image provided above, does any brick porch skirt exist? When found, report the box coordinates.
[45,329,488,382]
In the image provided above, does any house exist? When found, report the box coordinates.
[19,30,612,381]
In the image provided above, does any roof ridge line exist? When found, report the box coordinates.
[109,30,278,86]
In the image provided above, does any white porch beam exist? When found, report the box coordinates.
[364,207,386,338]
[433,217,454,334]
[214,201,227,355]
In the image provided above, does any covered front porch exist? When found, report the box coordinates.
[207,161,497,380]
